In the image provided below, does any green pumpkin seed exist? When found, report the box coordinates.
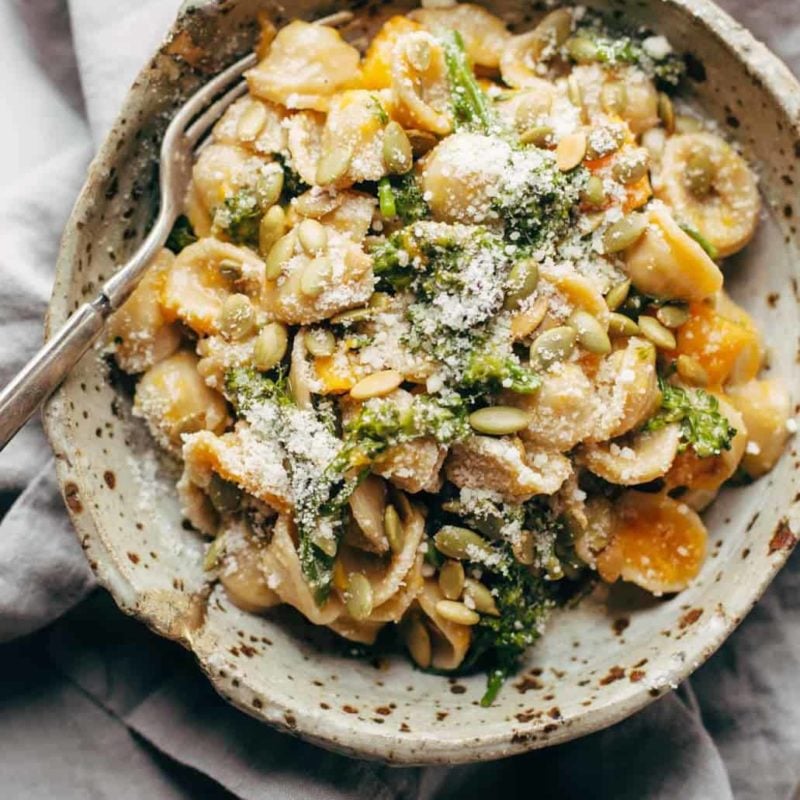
[676,354,709,386]
[384,504,405,553]
[435,600,480,626]
[469,406,531,436]
[297,218,328,254]
[519,125,554,147]
[219,294,256,340]
[438,560,465,600]
[304,328,336,357]
[265,230,296,280]
[530,326,577,370]
[293,190,340,218]
[316,145,352,185]
[586,125,625,160]
[684,147,716,198]
[256,167,284,208]
[203,534,226,572]
[536,8,573,49]
[582,175,606,207]
[253,322,289,370]
[603,213,648,254]
[601,82,628,114]
[608,311,640,337]
[369,292,392,310]
[383,121,413,174]
[404,616,431,668]
[259,205,287,258]
[638,315,677,350]
[463,578,500,616]
[406,129,437,157]
[612,150,650,185]
[567,74,583,109]
[656,304,690,329]
[434,526,493,561]
[236,100,268,141]
[605,279,631,311]
[406,37,432,71]
[218,258,243,281]
[207,473,242,514]
[300,255,332,297]
[566,34,598,63]
[345,572,374,621]
[512,530,535,565]
[568,309,611,355]
[503,258,540,310]
[330,306,374,325]
[657,92,675,134]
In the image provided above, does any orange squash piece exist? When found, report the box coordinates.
[314,354,358,393]
[596,491,708,594]
[672,301,762,387]
[358,16,422,90]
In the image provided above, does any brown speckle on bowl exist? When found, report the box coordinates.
[768,520,797,554]
[599,666,626,686]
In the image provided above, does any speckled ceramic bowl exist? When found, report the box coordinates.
[43,0,800,764]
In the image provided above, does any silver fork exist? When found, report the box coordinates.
[0,11,353,452]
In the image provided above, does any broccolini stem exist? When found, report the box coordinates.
[441,31,495,133]
[378,177,397,219]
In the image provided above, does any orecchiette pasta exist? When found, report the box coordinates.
[108,4,791,703]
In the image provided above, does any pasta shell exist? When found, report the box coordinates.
[246,21,360,111]
[212,95,288,156]
[220,518,282,613]
[347,474,390,553]
[416,579,472,671]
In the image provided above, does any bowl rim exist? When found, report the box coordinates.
[43,0,800,764]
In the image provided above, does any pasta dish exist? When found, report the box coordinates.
[108,3,793,704]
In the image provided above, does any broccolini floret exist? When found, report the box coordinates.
[441,30,496,133]
[165,215,198,253]
[213,188,263,247]
[645,376,736,457]
[462,348,540,395]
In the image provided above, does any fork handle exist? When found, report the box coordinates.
[0,295,111,450]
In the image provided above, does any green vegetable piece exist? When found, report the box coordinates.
[166,215,197,253]
[441,30,495,133]
[378,177,397,219]
[680,223,719,260]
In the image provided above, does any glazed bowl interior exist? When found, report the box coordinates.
[44,0,800,764]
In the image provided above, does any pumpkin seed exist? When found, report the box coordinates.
[435,600,480,626]
[605,279,631,311]
[330,306,373,325]
[519,125,554,147]
[406,129,438,157]
[684,146,716,198]
[676,354,709,386]
[586,125,625,160]
[469,406,531,436]
[512,530,535,565]
[638,315,677,349]
[556,131,587,171]
[612,149,650,185]
[503,258,540,310]
[535,8,573,49]
[530,326,577,370]
[219,294,256,340]
[256,167,284,208]
[258,205,287,258]
[345,572,374,621]
[300,255,332,296]
[350,369,403,400]
[297,218,328,254]
[369,292,392,309]
[265,230,296,280]
[568,309,611,355]
[463,578,499,616]
[582,174,606,207]
[601,81,628,115]
[608,311,640,337]
[438,560,465,600]
[434,526,493,561]
[304,328,336,358]
[207,473,242,514]
[218,258,243,281]
[567,74,583,109]
[656,304,690,329]
[566,35,598,63]
[383,121,413,174]
[404,616,431,668]
[253,322,289,370]
[293,189,340,218]
[384,503,404,553]
[406,36,432,71]
[236,100,268,141]
[603,213,648,254]
[203,534,226,572]
[316,145,352,185]
[657,92,675,134]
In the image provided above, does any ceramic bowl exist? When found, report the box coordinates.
[44,0,800,764]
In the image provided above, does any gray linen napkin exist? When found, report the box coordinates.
[0,1,797,798]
